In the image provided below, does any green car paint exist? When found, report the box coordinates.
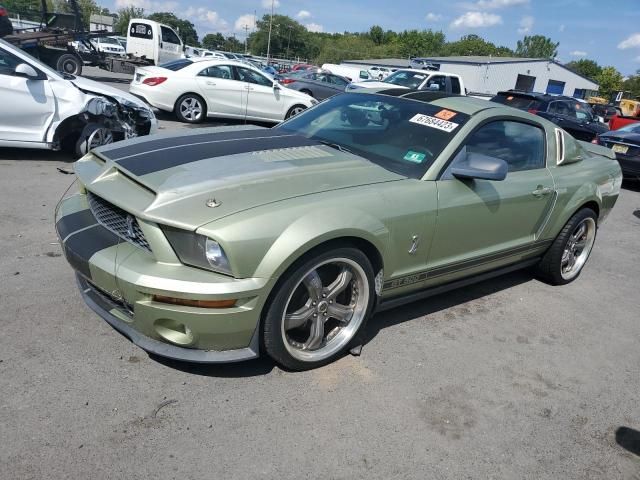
[55,93,622,363]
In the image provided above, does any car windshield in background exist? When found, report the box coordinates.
[276,93,469,179]
[383,71,428,89]
[491,93,541,110]
[159,59,193,71]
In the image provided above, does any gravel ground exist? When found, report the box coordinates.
[0,73,639,479]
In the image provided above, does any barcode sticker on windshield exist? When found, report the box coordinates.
[409,114,459,133]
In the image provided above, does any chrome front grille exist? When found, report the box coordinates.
[87,192,151,252]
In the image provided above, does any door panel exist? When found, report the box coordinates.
[195,65,246,118]
[0,49,55,142]
[427,119,555,284]
[236,67,283,120]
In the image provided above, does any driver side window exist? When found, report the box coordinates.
[450,120,545,174]
[0,48,22,76]
[236,67,272,87]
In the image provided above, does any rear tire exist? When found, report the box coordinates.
[263,246,375,371]
[535,208,598,285]
[175,93,206,123]
[285,104,307,119]
[56,54,82,76]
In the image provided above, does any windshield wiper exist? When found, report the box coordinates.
[318,140,353,154]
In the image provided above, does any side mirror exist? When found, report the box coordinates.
[273,82,281,90]
[15,63,40,80]
[451,151,508,181]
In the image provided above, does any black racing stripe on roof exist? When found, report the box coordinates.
[116,134,320,176]
[375,88,415,97]
[103,128,272,160]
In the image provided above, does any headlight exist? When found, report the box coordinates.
[85,97,117,116]
[162,226,233,276]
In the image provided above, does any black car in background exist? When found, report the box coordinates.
[491,90,608,142]
[0,5,13,37]
[598,123,640,179]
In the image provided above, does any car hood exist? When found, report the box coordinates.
[77,126,405,230]
[70,75,151,111]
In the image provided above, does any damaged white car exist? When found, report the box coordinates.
[0,39,157,156]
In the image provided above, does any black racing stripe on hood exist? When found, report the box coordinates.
[102,128,273,160]
[63,225,120,280]
[116,134,320,176]
[55,209,97,242]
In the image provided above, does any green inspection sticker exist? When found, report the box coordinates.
[404,150,426,163]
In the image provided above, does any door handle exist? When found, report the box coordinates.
[206,81,216,86]
[532,186,554,197]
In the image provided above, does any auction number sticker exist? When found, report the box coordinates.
[409,113,459,133]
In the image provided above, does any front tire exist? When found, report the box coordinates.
[263,247,375,371]
[285,104,307,119]
[175,93,206,123]
[74,124,114,157]
[536,208,598,285]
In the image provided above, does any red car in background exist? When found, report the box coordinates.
[292,63,314,72]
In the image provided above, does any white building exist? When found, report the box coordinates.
[342,56,598,98]
[90,14,115,33]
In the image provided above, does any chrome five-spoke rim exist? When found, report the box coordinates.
[561,217,596,280]
[88,127,113,149]
[281,258,369,362]
[180,97,203,121]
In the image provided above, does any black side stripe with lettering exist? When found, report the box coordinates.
[383,240,553,291]
[62,225,120,280]
[113,134,319,176]
[100,128,270,160]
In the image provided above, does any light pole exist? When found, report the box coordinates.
[266,0,275,63]
[243,24,250,54]
[286,25,293,59]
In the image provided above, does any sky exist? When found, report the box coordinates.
[108,0,640,75]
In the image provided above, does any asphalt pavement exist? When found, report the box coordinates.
[1,71,639,479]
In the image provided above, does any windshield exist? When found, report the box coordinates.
[100,37,121,45]
[383,70,429,89]
[276,93,469,179]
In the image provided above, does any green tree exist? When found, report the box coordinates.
[369,25,384,45]
[396,29,445,57]
[565,59,602,81]
[147,12,199,46]
[5,0,53,20]
[52,0,100,29]
[248,14,308,58]
[515,35,559,59]
[444,34,511,56]
[202,33,226,50]
[595,66,624,99]
[114,6,144,35]
[622,71,640,100]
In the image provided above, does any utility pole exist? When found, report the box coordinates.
[266,0,275,64]
[286,25,293,59]
[243,24,250,54]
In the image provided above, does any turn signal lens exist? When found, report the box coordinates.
[280,78,297,85]
[143,77,168,86]
[153,295,236,308]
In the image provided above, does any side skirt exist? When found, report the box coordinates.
[375,258,539,312]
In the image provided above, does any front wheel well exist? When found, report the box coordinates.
[577,201,600,220]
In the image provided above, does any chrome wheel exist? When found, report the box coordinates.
[288,105,306,118]
[179,97,203,121]
[87,127,113,149]
[281,257,369,362]
[560,217,596,280]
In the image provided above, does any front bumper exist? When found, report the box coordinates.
[56,193,269,363]
[615,153,640,178]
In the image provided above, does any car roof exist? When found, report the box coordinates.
[366,89,502,116]
[495,90,578,103]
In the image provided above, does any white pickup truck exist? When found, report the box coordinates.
[346,69,465,95]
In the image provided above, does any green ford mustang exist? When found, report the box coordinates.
[55,90,622,370]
